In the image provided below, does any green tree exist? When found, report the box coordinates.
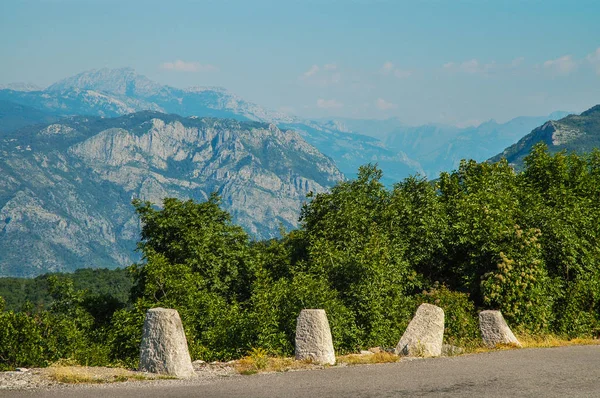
[298,165,418,350]
[129,194,256,360]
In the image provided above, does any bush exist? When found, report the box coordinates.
[417,284,479,345]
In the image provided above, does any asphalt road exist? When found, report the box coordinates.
[4,345,600,397]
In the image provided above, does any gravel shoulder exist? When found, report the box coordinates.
[2,345,600,397]
[0,361,238,391]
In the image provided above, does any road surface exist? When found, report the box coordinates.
[4,345,600,397]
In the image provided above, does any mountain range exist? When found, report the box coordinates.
[325,112,570,178]
[0,67,597,277]
[0,68,574,183]
[0,68,426,185]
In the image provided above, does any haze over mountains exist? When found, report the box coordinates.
[325,113,570,178]
[0,68,422,185]
[0,68,569,182]
[0,67,597,278]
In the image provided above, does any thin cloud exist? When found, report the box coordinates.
[380,61,411,78]
[586,48,600,75]
[381,61,394,73]
[376,98,397,110]
[443,62,455,69]
[301,64,341,85]
[160,60,218,72]
[511,57,525,67]
[443,59,497,75]
[460,59,480,74]
[316,98,343,109]
[393,69,412,78]
[303,65,320,77]
[543,55,577,75]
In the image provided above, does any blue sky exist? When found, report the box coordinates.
[2,0,600,125]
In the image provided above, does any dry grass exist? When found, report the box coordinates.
[48,367,104,384]
[468,342,519,354]
[235,350,401,375]
[467,334,600,354]
[518,334,600,349]
[337,351,400,365]
[235,356,319,375]
[47,365,153,384]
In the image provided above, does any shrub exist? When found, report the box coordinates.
[417,284,479,345]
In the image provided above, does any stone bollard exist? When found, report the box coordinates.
[395,303,444,357]
[479,310,522,348]
[295,309,336,365]
[139,308,195,378]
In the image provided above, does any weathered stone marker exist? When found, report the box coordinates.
[479,310,521,348]
[139,308,195,378]
[295,309,336,365]
[395,303,444,357]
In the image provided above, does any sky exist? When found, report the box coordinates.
[1,0,600,126]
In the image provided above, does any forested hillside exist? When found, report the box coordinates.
[0,268,131,311]
[1,143,600,371]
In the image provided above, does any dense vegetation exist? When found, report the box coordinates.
[1,143,600,370]
[0,268,132,311]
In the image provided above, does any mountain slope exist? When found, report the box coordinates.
[0,112,343,277]
[489,106,600,168]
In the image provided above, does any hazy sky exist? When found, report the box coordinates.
[2,0,600,125]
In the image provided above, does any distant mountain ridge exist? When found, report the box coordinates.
[326,112,570,177]
[0,83,43,92]
[17,67,295,122]
[0,112,343,277]
[489,105,600,168]
[0,68,424,183]
[0,67,571,183]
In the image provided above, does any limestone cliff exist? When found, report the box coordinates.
[0,112,343,277]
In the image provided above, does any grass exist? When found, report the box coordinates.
[47,365,154,384]
[464,334,599,354]
[336,351,400,365]
[235,349,401,375]
[48,367,105,384]
[517,334,599,349]
[235,355,318,375]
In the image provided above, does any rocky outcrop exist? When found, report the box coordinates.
[479,310,521,348]
[139,308,195,378]
[395,303,444,357]
[295,309,336,365]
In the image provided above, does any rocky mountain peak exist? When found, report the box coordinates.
[46,67,163,98]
